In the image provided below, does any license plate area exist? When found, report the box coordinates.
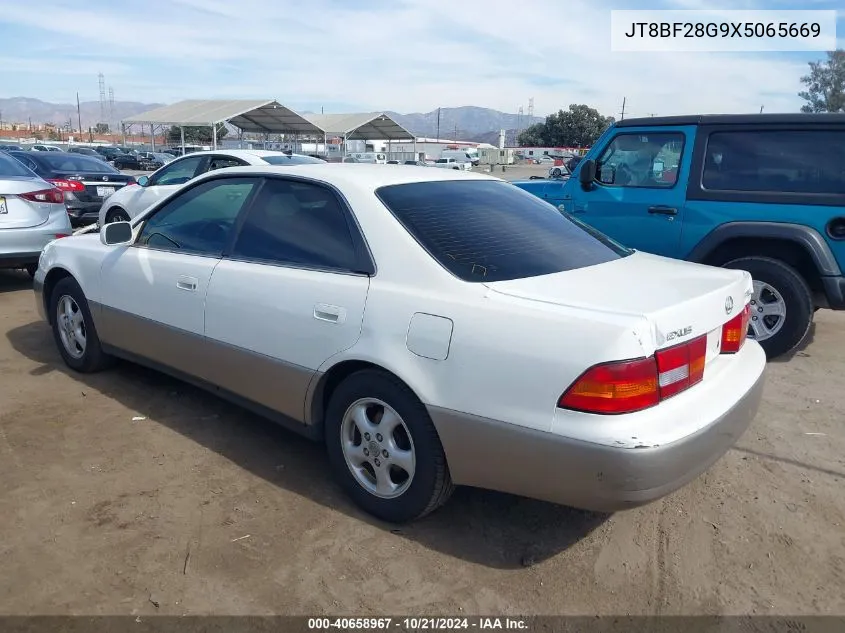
[0,196,6,214]
[96,186,116,198]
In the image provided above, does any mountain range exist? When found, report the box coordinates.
[0,98,544,141]
[0,97,164,132]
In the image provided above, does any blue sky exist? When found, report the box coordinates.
[0,0,841,118]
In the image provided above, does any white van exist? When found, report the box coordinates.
[350,152,387,164]
[440,149,477,167]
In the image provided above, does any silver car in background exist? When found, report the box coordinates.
[0,151,72,277]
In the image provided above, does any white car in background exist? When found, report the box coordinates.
[98,149,326,225]
[35,164,765,523]
[432,157,471,171]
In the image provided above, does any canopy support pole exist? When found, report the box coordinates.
[212,122,218,150]
[180,126,185,155]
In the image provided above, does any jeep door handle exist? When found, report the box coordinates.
[648,206,678,216]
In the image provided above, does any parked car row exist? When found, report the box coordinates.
[5,113,843,525]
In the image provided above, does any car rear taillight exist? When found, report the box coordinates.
[655,335,707,400]
[721,303,751,354]
[46,179,85,192]
[19,188,65,204]
[558,358,659,414]
[558,334,708,415]
[55,234,70,239]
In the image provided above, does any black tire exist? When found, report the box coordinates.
[324,369,454,523]
[723,256,813,359]
[24,264,37,279]
[105,208,130,224]
[49,277,114,373]
[552,167,562,177]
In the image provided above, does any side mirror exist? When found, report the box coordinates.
[578,159,596,189]
[136,175,149,187]
[100,221,133,246]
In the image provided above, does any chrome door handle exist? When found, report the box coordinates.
[314,304,346,324]
[176,276,198,291]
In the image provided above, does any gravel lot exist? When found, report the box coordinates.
[1,243,844,615]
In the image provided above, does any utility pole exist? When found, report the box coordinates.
[28,117,32,132]
[454,124,458,140]
[620,97,627,121]
[760,105,764,113]
[436,107,441,142]
[76,92,83,133]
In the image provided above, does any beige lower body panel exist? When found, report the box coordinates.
[428,368,765,513]
[93,301,318,433]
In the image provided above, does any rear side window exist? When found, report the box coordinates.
[231,178,360,271]
[376,180,631,283]
[703,130,845,195]
[0,152,36,177]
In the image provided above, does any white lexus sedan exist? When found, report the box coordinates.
[34,165,766,523]
[97,149,326,226]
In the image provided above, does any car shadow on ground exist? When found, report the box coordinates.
[0,270,33,294]
[6,319,609,570]
[769,321,816,364]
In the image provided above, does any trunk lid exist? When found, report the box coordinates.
[0,176,58,228]
[53,171,134,204]
[484,251,752,354]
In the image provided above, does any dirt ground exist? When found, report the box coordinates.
[0,269,843,616]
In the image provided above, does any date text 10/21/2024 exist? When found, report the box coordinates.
[307,617,528,630]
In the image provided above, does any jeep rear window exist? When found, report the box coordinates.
[376,180,631,283]
[703,130,845,195]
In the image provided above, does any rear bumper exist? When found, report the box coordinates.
[822,275,845,310]
[0,213,72,269]
[64,199,102,226]
[429,342,766,512]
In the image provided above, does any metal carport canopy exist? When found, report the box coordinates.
[302,112,415,140]
[122,99,324,135]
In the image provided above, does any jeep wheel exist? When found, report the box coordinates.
[723,256,813,359]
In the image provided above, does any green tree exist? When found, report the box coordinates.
[47,129,61,141]
[799,49,845,113]
[166,125,228,145]
[517,104,615,147]
[94,123,110,134]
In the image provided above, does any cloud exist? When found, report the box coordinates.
[0,0,840,117]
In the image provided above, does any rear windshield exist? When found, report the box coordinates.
[37,153,120,173]
[376,180,631,282]
[262,155,326,165]
[0,151,36,177]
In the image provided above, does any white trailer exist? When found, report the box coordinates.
[478,148,515,165]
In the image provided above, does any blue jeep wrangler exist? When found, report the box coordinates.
[512,113,845,359]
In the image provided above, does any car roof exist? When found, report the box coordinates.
[165,148,318,164]
[617,112,845,127]
[190,148,311,158]
[190,163,497,191]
